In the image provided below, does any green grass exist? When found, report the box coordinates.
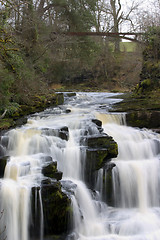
[109,41,137,52]
[120,42,137,52]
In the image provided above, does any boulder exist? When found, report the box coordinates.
[86,134,118,168]
[84,134,118,188]
[91,119,103,133]
[59,127,69,141]
[42,162,63,181]
[91,119,102,127]
[31,181,72,238]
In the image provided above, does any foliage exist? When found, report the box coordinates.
[135,26,160,94]
[143,26,160,60]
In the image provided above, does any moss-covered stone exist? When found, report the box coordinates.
[87,135,118,165]
[126,110,160,129]
[84,134,118,188]
[0,93,64,132]
[56,93,64,105]
[31,182,72,238]
[41,183,72,235]
[65,92,76,97]
[42,162,63,181]
[0,119,15,130]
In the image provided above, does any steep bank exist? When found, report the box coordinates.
[110,27,160,131]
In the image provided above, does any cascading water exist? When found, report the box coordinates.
[0,92,160,240]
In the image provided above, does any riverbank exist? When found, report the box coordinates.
[0,92,64,131]
[110,89,160,131]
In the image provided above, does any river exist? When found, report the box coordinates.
[0,92,160,240]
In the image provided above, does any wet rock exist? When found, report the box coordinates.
[56,93,64,105]
[0,135,9,148]
[31,182,72,237]
[84,134,118,188]
[87,134,118,164]
[66,109,71,113]
[41,178,52,185]
[61,180,77,196]
[102,163,116,206]
[65,93,76,97]
[42,162,63,181]
[15,117,28,126]
[0,144,5,157]
[91,119,103,133]
[59,127,69,141]
[0,156,9,177]
[126,110,160,129]
[42,127,69,141]
[41,183,72,235]
[92,119,102,127]
[41,155,53,164]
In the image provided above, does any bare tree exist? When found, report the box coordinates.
[96,0,141,52]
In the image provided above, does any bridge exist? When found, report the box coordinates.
[66,32,144,43]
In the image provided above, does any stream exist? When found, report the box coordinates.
[0,92,160,240]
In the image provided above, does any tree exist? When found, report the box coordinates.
[96,0,140,52]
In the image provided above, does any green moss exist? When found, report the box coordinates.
[141,78,151,88]
[0,118,14,130]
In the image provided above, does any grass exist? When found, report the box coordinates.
[109,42,137,52]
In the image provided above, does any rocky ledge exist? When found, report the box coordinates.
[0,93,64,131]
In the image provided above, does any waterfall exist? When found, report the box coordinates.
[0,92,160,240]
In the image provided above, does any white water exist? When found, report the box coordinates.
[0,92,160,240]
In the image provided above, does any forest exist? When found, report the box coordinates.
[0,0,160,127]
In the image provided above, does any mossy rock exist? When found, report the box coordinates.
[126,110,160,129]
[31,182,72,237]
[87,135,118,161]
[42,162,63,181]
[56,93,64,105]
[65,93,76,97]
[84,135,118,188]
[41,183,72,235]
[0,119,15,130]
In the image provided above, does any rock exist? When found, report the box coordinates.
[126,110,160,129]
[42,162,63,181]
[15,117,28,126]
[0,156,9,177]
[0,144,5,157]
[86,149,113,170]
[59,127,69,141]
[84,134,118,188]
[56,93,64,105]
[65,93,76,97]
[91,119,102,127]
[91,119,103,133]
[102,163,116,206]
[0,136,9,148]
[41,183,71,235]
[87,135,118,161]
[42,127,69,141]
[31,182,72,238]
[66,109,71,113]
